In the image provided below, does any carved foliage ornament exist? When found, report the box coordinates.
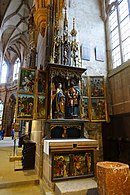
[49,67,82,80]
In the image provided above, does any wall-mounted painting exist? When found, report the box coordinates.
[95,46,105,62]
[81,44,90,61]
[82,98,89,120]
[81,76,108,122]
[81,77,88,97]
[18,68,36,93]
[16,93,34,119]
[37,95,46,119]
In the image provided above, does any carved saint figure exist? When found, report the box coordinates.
[66,80,80,118]
[52,83,65,118]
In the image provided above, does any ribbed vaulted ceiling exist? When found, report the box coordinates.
[0,0,33,64]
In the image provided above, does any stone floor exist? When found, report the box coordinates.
[1,138,130,195]
[0,137,42,195]
[0,137,99,195]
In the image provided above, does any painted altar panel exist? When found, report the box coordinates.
[90,98,106,121]
[36,95,46,119]
[35,70,47,119]
[16,93,34,120]
[90,76,104,97]
[16,68,36,120]
[52,150,94,181]
[18,68,36,93]
[37,70,46,94]
[16,68,47,120]
[81,76,108,122]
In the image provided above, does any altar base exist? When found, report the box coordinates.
[43,138,98,190]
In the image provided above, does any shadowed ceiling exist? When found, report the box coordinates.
[0,0,33,64]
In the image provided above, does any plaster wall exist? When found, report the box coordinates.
[67,0,107,76]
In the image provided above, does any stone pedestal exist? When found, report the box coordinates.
[96,161,129,195]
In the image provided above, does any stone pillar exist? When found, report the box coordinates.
[96,161,129,195]
[31,120,45,177]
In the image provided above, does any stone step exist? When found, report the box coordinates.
[0,184,42,195]
[9,147,23,162]
[55,178,98,195]
[0,178,39,189]
[9,155,22,162]
[14,159,23,171]
[16,147,23,156]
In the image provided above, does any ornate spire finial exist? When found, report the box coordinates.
[55,13,59,32]
[71,18,77,37]
[64,7,68,29]
[63,7,68,42]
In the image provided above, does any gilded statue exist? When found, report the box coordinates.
[52,83,65,118]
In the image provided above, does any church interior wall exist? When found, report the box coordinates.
[2,0,130,188]
[67,0,107,76]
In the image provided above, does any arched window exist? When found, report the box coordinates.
[108,0,130,69]
[0,61,7,83]
[13,58,21,81]
[0,100,3,125]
